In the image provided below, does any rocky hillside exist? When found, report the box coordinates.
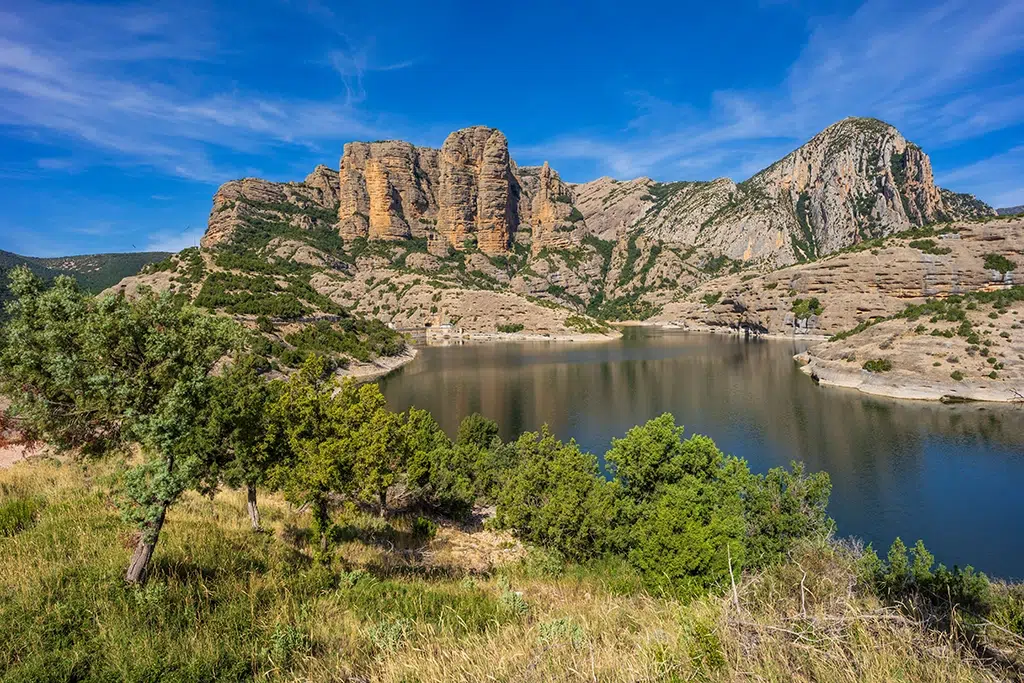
[572,118,994,267]
[105,116,1018,387]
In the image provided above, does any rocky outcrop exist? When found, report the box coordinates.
[652,217,1024,336]
[435,127,519,255]
[337,141,440,241]
[201,175,339,249]
[518,162,581,254]
[571,118,996,268]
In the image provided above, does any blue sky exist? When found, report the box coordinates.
[1,0,1023,256]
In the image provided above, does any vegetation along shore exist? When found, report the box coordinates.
[1,266,1022,681]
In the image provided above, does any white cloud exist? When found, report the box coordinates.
[938,146,1024,208]
[144,225,206,253]
[527,0,1024,187]
[0,1,395,183]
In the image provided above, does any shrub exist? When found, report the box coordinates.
[701,292,722,307]
[791,297,823,319]
[412,516,438,540]
[862,358,893,372]
[495,427,625,560]
[497,323,524,334]
[984,253,1016,274]
[908,238,952,255]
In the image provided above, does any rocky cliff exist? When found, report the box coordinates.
[176,116,1011,337]
[571,118,995,268]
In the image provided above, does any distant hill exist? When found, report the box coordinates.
[1,249,171,305]
[997,205,1024,216]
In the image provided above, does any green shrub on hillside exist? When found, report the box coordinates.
[984,253,1017,274]
[862,358,893,372]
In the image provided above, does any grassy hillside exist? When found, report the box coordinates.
[30,251,172,293]
[1,460,1021,682]
[0,249,171,306]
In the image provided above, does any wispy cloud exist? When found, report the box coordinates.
[939,146,1024,208]
[144,225,206,253]
[0,1,396,183]
[527,0,1024,188]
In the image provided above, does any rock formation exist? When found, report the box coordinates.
[336,141,440,242]
[435,127,519,255]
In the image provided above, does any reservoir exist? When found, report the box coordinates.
[380,328,1024,580]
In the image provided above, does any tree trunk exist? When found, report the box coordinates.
[125,503,167,585]
[378,489,387,518]
[246,482,261,531]
[311,495,330,563]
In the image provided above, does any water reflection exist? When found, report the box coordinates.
[379,329,1024,579]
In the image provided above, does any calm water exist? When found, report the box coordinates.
[379,328,1024,580]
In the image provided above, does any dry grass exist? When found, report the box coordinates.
[0,459,1016,682]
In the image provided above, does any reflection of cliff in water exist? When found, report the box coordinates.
[380,329,1024,578]
[381,330,1024,470]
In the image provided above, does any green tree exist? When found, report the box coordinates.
[743,462,833,569]
[605,413,723,503]
[0,267,239,583]
[496,427,624,560]
[456,413,499,450]
[205,354,286,530]
[629,473,747,594]
[404,408,474,517]
[347,382,406,516]
[269,356,351,561]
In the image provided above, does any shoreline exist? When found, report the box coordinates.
[421,329,622,346]
[636,320,830,342]
[339,348,419,381]
[796,353,1024,404]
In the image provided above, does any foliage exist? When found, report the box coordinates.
[984,253,1017,274]
[283,318,405,365]
[742,462,833,569]
[790,297,823,319]
[0,266,240,581]
[496,427,625,560]
[862,358,893,372]
[701,292,722,307]
[497,323,524,333]
[908,238,952,256]
[563,315,606,334]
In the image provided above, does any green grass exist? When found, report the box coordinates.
[2,462,1020,682]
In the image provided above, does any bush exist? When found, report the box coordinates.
[791,297,823,319]
[497,323,524,334]
[701,292,722,307]
[495,427,625,560]
[412,516,438,540]
[862,358,892,372]
[984,253,1016,274]
[908,239,952,256]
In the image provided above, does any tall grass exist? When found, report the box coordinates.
[0,460,1016,682]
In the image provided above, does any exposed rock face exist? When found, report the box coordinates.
[570,177,654,241]
[572,118,996,267]
[303,165,340,208]
[197,117,999,323]
[652,218,1023,336]
[436,127,519,255]
[201,175,339,249]
[337,141,440,241]
[518,162,581,254]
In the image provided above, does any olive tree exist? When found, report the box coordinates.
[205,354,286,530]
[0,267,239,583]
